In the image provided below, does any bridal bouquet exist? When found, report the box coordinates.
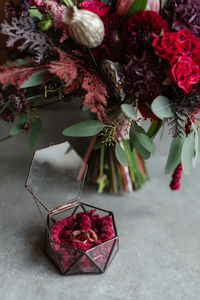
[0,0,200,193]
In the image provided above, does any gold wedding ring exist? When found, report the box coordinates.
[71,229,98,243]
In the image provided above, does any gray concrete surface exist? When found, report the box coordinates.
[1,103,200,300]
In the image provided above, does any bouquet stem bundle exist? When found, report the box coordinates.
[79,135,148,193]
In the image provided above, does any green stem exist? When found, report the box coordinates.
[97,145,106,193]
[0,135,12,142]
[99,145,104,176]
[147,120,162,139]
[122,140,137,189]
[109,147,118,194]
[0,101,11,114]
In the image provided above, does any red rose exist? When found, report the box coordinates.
[153,29,200,64]
[79,1,111,18]
[168,55,200,93]
[178,29,200,64]
[152,32,179,63]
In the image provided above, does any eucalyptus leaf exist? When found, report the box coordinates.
[126,0,148,18]
[151,96,174,120]
[130,124,145,151]
[29,118,41,149]
[20,71,45,88]
[165,135,186,174]
[121,104,137,121]
[27,95,44,105]
[136,132,155,154]
[132,123,146,134]
[160,121,165,141]
[63,120,105,137]
[192,123,199,167]
[10,114,26,136]
[134,140,151,160]
[129,128,136,151]
[181,132,195,175]
[115,143,129,167]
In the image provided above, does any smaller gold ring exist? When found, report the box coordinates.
[85,230,98,243]
[71,230,87,244]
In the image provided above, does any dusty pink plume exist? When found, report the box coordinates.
[146,0,160,14]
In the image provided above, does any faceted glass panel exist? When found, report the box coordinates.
[87,239,116,271]
[104,238,119,270]
[45,204,119,275]
[26,142,86,211]
[67,255,101,274]
[46,237,82,274]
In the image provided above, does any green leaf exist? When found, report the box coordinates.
[132,123,146,134]
[181,132,195,175]
[165,135,186,174]
[63,120,105,137]
[129,127,136,151]
[20,71,45,88]
[10,114,26,136]
[121,104,137,121]
[136,132,156,154]
[126,0,148,18]
[27,95,44,106]
[29,8,43,20]
[29,118,41,149]
[159,121,165,141]
[115,143,129,167]
[192,123,199,167]
[134,140,151,160]
[130,124,145,151]
[151,96,174,120]
[146,120,161,138]
[0,101,10,114]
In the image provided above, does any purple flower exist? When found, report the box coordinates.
[120,52,167,119]
[121,52,166,101]
[162,0,200,37]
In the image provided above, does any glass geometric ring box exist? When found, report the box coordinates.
[25,141,119,275]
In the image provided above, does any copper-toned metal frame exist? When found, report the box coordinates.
[45,202,119,275]
[25,141,119,275]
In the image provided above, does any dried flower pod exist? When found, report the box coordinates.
[62,6,105,48]
[100,60,125,102]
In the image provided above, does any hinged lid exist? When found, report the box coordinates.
[25,141,87,212]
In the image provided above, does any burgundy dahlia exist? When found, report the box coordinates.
[123,10,168,55]
[162,0,200,37]
[93,14,125,62]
